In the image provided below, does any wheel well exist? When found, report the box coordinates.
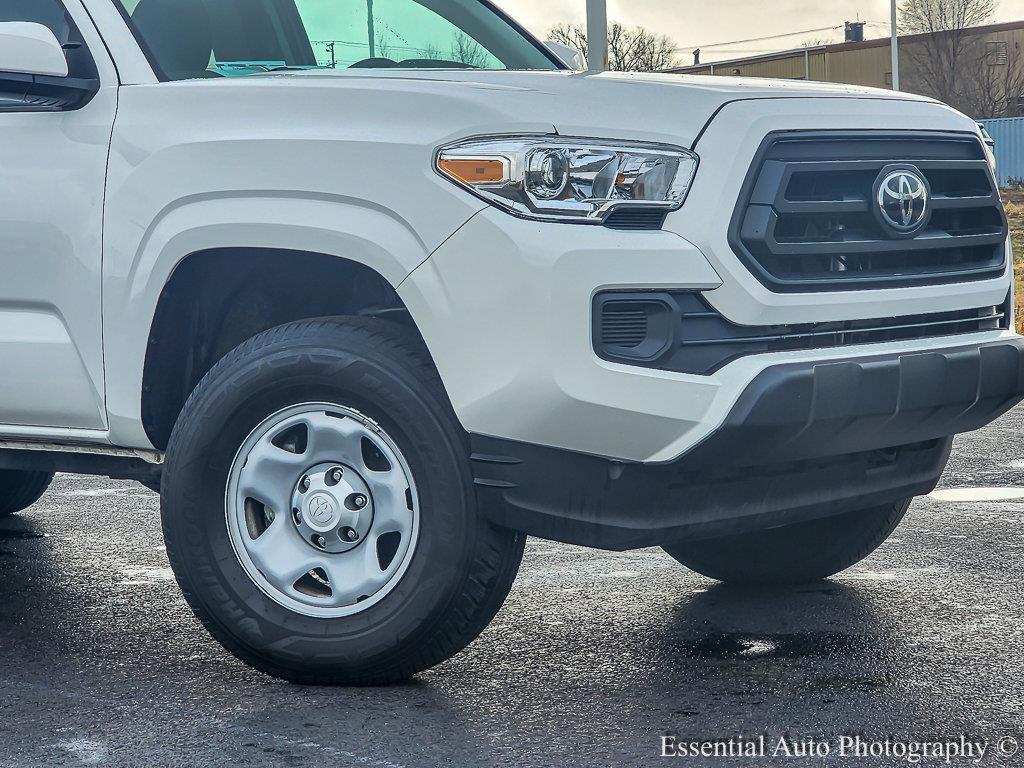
[142,248,414,450]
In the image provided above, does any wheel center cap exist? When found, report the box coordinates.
[290,462,375,552]
[305,493,339,530]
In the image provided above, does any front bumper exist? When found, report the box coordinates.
[399,206,1015,464]
[471,339,1024,550]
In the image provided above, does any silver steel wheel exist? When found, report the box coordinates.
[225,403,419,619]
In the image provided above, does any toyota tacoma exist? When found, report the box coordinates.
[0,0,1021,685]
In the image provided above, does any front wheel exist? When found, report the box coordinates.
[161,318,525,685]
[663,500,911,585]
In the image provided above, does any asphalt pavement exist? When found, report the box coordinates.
[1,406,1023,767]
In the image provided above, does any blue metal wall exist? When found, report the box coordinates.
[980,117,1024,187]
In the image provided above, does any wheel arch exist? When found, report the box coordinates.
[139,246,425,450]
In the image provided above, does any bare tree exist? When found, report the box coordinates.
[900,0,996,33]
[959,40,1024,117]
[549,23,588,61]
[549,22,679,71]
[898,0,997,107]
[417,42,440,61]
[450,32,490,68]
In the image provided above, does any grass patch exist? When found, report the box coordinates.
[1001,190,1024,331]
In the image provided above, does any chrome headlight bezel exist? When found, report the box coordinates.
[435,135,699,225]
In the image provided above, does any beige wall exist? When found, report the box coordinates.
[826,46,890,88]
[680,27,1024,97]
[685,47,889,85]
[686,51,826,81]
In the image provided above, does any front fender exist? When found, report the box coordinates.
[102,192,469,449]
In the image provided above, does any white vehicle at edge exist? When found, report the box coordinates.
[0,0,1020,684]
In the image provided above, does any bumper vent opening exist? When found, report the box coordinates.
[600,308,649,349]
[603,208,669,231]
[594,296,674,361]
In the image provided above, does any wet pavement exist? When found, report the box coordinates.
[1,406,1023,767]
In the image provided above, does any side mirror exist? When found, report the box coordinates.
[545,41,586,71]
[0,22,69,78]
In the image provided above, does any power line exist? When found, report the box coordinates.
[676,24,845,52]
[677,19,902,58]
[700,48,830,55]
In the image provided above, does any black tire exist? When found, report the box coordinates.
[0,470,55,517]
[662,500,911,585]
[161,318,525,685]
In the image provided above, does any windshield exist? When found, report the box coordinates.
[114,0,560,80]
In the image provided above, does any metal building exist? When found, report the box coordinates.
[980,117,1024,186]
[669,20,1024,94]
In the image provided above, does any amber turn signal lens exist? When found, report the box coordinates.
[438,157,507,185]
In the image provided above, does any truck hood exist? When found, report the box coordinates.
[254,68,940,148]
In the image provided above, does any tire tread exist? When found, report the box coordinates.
[0,470,55,517]
[663,500,911,586]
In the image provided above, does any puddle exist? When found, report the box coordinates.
[679,632,869,660]
[810,673,890,691]
[929,487,1024,502]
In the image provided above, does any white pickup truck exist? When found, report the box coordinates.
[1,0,1021,685]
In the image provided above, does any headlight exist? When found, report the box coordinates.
[436,136,698,224]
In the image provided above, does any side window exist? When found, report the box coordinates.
[114,0,558,80]
[294,0,503,69]
[0,0,98,109]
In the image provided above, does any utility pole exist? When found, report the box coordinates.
[890,0,901,90]
[367,0,376,58]
[586,0,608,72]
[325,41,337,69]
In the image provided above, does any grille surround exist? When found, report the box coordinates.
[730,131,1008,292]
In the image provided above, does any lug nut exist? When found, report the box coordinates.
[316,535,327,548]
[300,476,310,492]
[341,527,359,542]
[351,494,368,509]
[331,468,344,483]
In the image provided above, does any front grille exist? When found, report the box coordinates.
[594,291,1010,375]
[731,132,1008,292]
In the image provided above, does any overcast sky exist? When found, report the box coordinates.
[491,1,1024,64]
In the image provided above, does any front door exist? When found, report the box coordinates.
[0,0,116,430]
